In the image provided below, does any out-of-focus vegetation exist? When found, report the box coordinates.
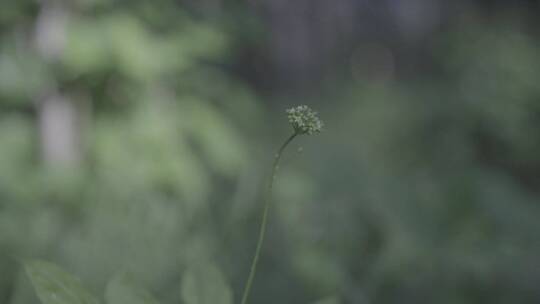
[1,1,540,304]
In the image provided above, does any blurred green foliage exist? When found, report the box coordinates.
[1,1,540,304]
[0,1,261,304]
[25,260,100,304]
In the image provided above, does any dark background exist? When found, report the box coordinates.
[1,0,540,303]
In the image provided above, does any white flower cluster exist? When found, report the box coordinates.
[286,105,323,135]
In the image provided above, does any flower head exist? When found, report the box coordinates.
[286,105,323,135]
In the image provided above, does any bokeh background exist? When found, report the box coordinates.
[2,0,540,303]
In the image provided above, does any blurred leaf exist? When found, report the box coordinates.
[292,249,345,294]
[105,273,159,304]
[93,100,210,205]
[106,14,159,80]
[180,262,232,304]
[64,19,110,74]
[312,296,340,304]
[184,100,248,176]
[24,260,100,304]
[0,47,50,101]
[179,25,229,59]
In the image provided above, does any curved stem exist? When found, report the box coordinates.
[240,132,298,304]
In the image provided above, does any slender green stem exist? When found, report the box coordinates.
[240,132,298,304]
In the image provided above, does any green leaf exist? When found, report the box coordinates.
[180,262,232,304]
[24,259,100,304]
[105,273,160,304]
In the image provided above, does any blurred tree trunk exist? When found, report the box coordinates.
[37,91,84,166]
[35,1,83,166]
[249,0,444,92]
[255,0,364,90]
[259,0,316,90]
